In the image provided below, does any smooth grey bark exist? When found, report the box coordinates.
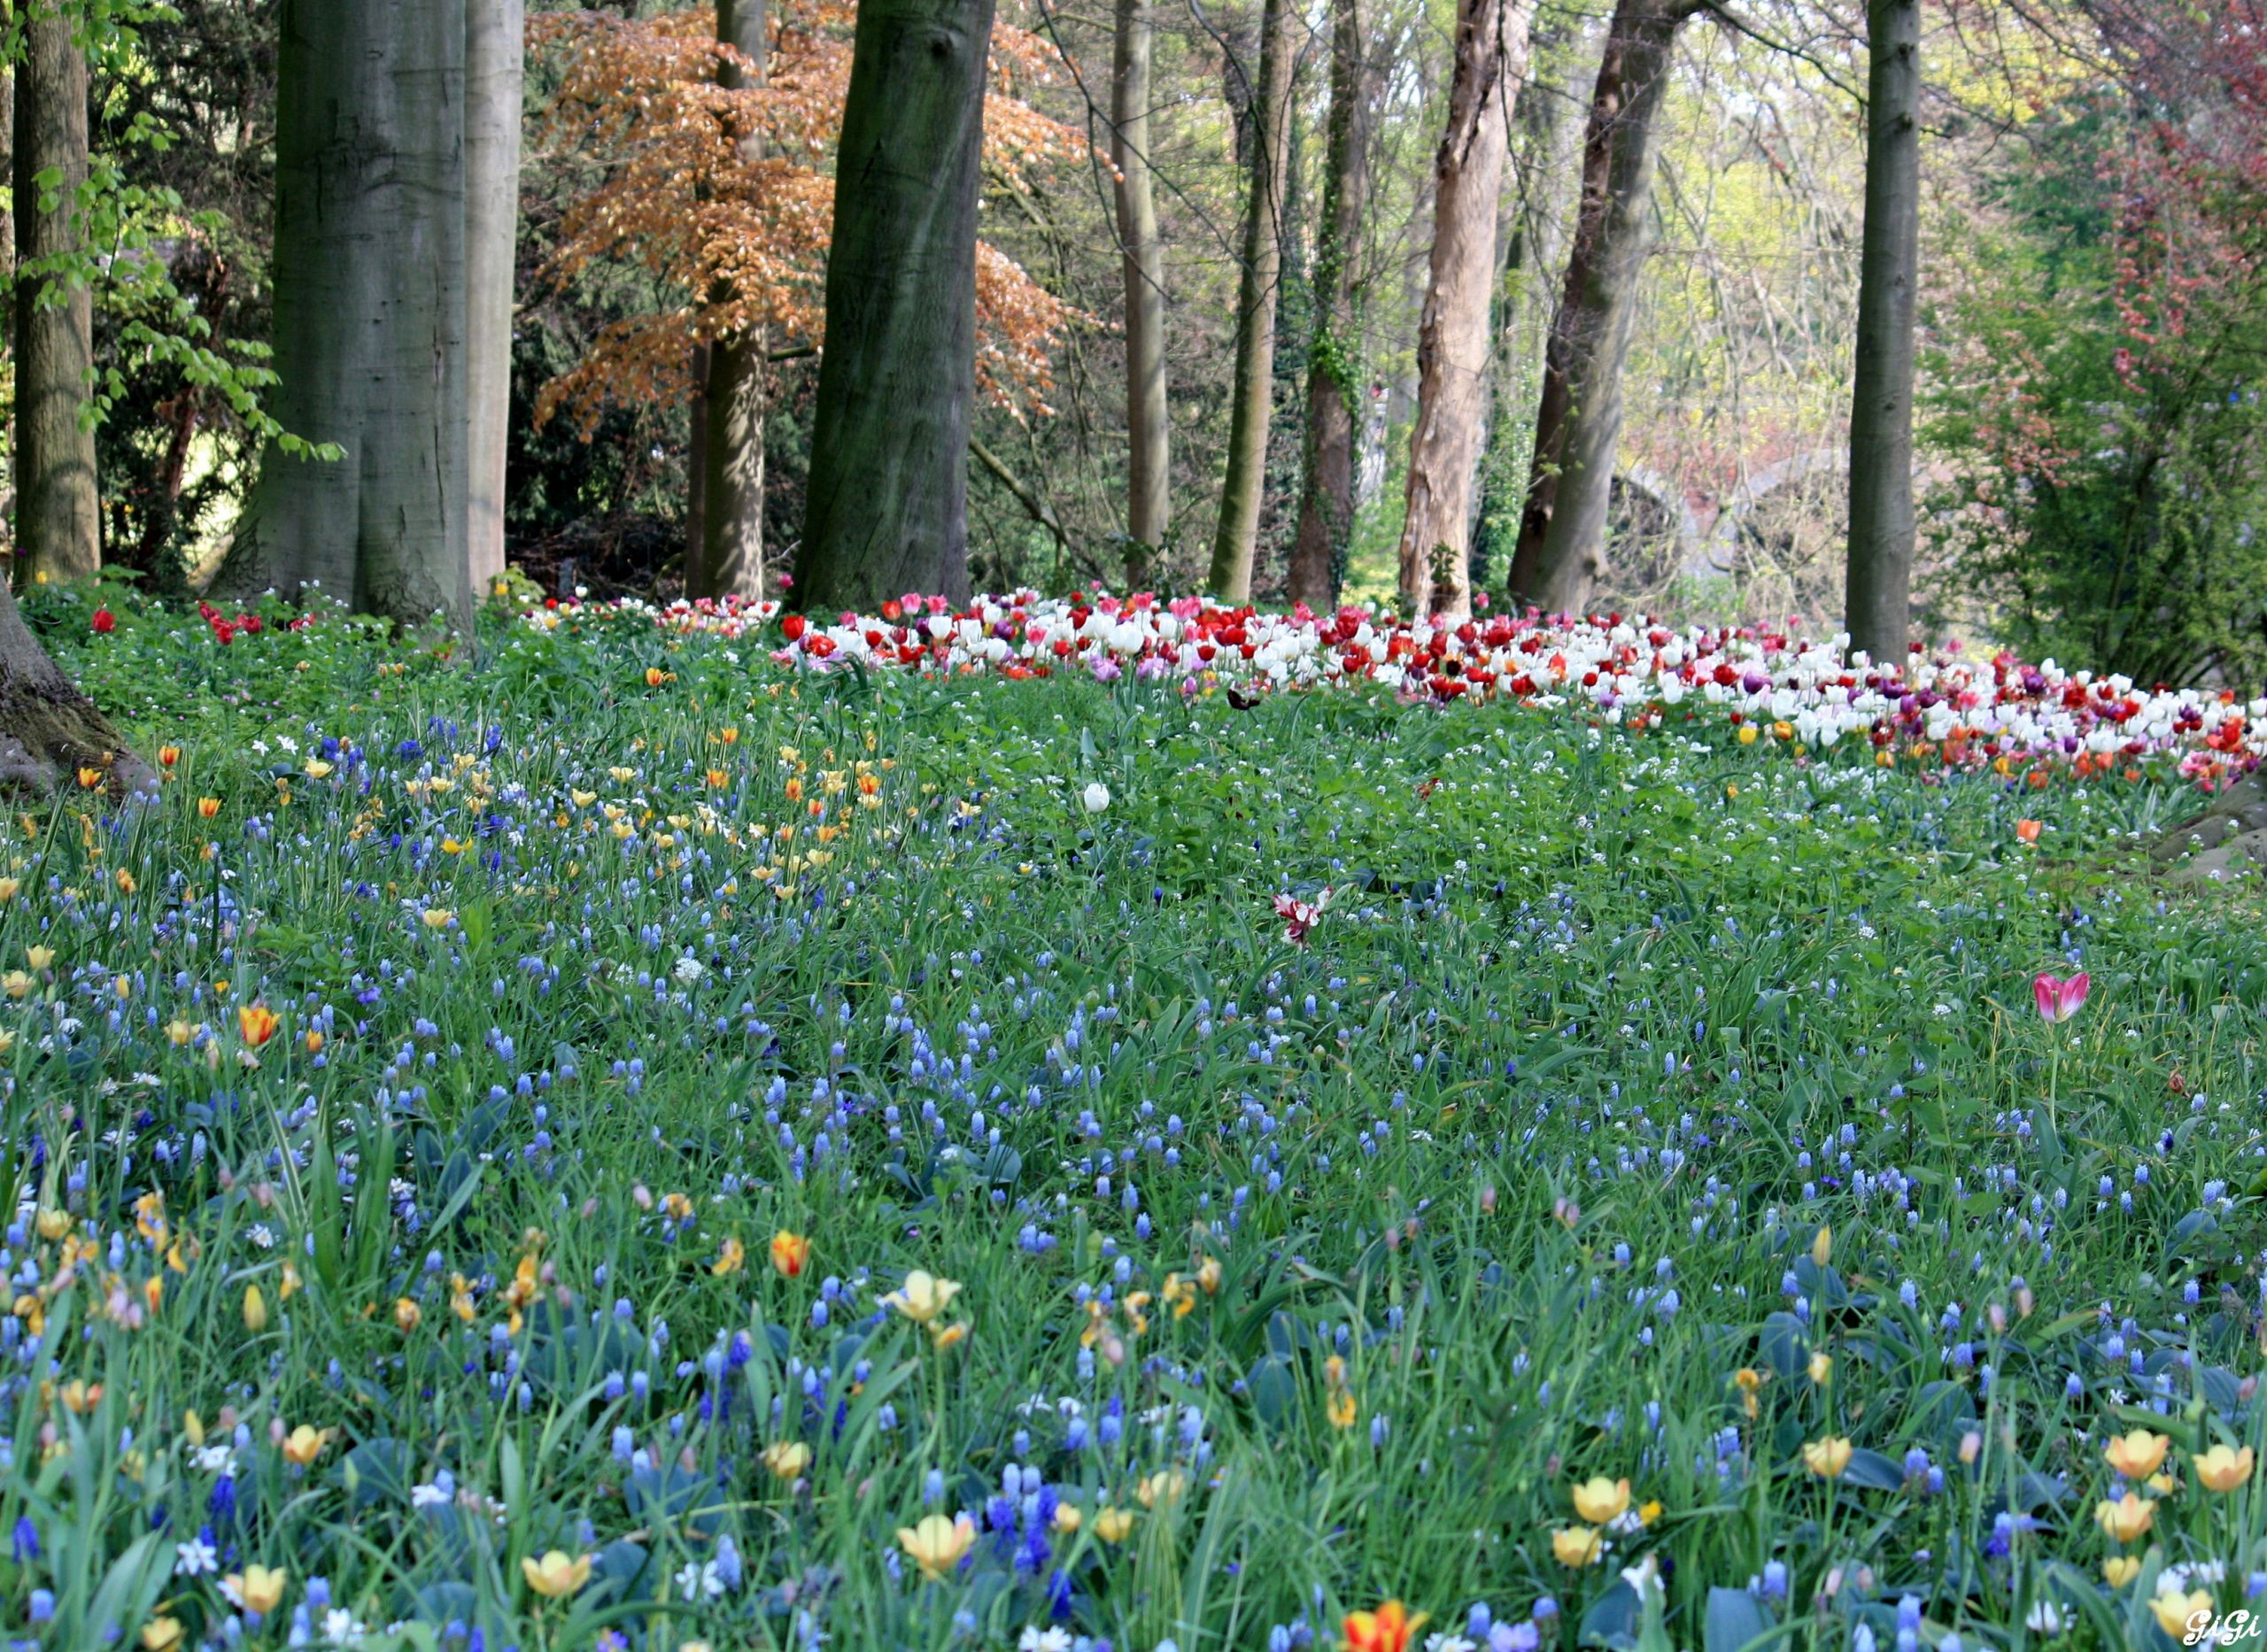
[797,0,995,611]
[1512,0,1698,614]
[1287,0,1378,612]
[0,575,152,799]
[465,0,523,598]
[13,8,98,582]
[1112,0,1169,579]
[1395,0,1537,619]
[693,0,770,603]
[223,0,472,628]
[1845,0,1920,659]
[1205,0,1297,601]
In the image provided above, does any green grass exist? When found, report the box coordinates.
[1,583,2263,1652]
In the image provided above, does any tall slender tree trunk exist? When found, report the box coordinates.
[1287,0,1377,612]
[465,0,524,598]
[797,0,995,611]
[1508,0,1694,613]
[1394,0,1537,620]
[694,0,770,602]
[1,62,15,557]
[13,9,98,583]
[1845,0,1920,660]
[1112,0,1168,583]
[1205,0,1296,601]
[223,0,472,628]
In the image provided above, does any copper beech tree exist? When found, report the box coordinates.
[531,3,1082,600]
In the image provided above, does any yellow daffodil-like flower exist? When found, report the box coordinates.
[1570,1476,1630,1525]
[35,1207,70,1240]
[2092,1492,2154,1543]
[2103,1429,2170,1481]
[1327,1389,1358,1430]
[243,1285,268,1333]
[1093,1506,1135,1543]
[3,970,32,1000]
[224,1563,289,1615]
[1810,1226,1832,1268]
[2102,1556,2142,1588]
[521,1550,592,1598]
[421,908,453,930]
[770,1230,809,1278]
[881,1270,962,1324]
[1196,1255,1223,1293]
[1801,1436,1854,1479]
[140,1616,185,1652]
[1808,1352,1833,1386]
[762,1440,811,1480]
[928,1321,969,1351]
[895,1512,976,1580]
[393,1297,422,1332]
[2196,1443,2255,1493]
[1136,1470,1188,1509]
[711,1237,746,1277]
[2152,1589,2217,1640]
[1551,1525,1605,1567]
[24,946,52,971]
[281,1424,331,1467]
[1052,1502,1082,1534]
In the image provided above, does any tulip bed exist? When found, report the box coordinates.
[4,582,2267,1652]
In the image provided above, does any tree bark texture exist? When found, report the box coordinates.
[1844,0,1920,660]
[225,0,472,628]
[796,0,995,611]
[13,8,98,583]
[1111,0,1169,579]
[465,0,524,598]
[1205,0,1297,601]
[1509,0,1694,614]
[1394,0,1537,620]
[693,0,770,602]
[1287,0,1378,612]
[0,576,152,799]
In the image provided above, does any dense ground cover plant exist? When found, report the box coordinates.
[2,587,2266,1652]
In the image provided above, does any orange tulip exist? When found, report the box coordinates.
[770,1230,809,1278]
[238,1005,280,1047]
[2015,818,2041,844]
[1342,1601,1428,1652]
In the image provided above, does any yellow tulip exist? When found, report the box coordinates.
[1135,1470,1188,1509]
[1551,1525,1605,1567]
[140,1617,185,1652]
[1093,1506,1134,1543]
[1052,1502,1082,1534]
[243,1285,268,1332]
[281,1424,330,1466]
[1808,1351,1833,1386]
[895,1512,976,1580]
[880,1269,962,1324]
[2196,1443,2255,1494]
[2103,1429,2170,1481]
[762,1440,811,1481]
[226,1563,289,1615]
[1801,1435,1854,1479]
[2092,1492,2153,1543]
[2102,1556,2141,1588]
[1811,1226,1831,1267]
[2152,1589,2217,1640]
[1569,1476,1629,1525]
[522,1549,593,1598]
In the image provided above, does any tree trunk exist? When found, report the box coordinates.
[13,9,99,583]
[465,0,524,599]
[1287,0,1376,613]
[1845,0,1920,660]
[1205,0,1298,601]
[0,578,152,799]
[1112,0,1168,583]
[1509,0,1694,613]
[796,0,995,611]
[693,0,769,602]
[1394,0,1537,620]
[1,61,15,558]
[222,0,472,628]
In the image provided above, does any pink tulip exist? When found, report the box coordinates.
[2033,971,2090,1023]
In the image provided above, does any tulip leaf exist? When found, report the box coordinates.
[1838,1447,1907,1490]
[1703,1587,1777,1652]
[1577,1579,1640,1649]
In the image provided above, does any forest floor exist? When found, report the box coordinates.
[4,583,2263,1652]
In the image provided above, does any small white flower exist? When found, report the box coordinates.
[672,955,705,984]
[174,1534,219,1576]
[193,1445,237,1476]
[1019,1631,1073,1652]
[411,1478,452,1509]
[246,1224,275,1250]
[677,1559,724,1600]
[322,1605,368,1647]
[1422,1637,1477,1652]
[1080,781,1110,813]
[2023,1600,2067,1635]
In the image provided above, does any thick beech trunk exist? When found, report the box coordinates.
[1509,0,1695,614]
[1844,0,1920,659]
[1394,0,1537,620]
[224,0,472,627]
[1112,0,1169,580]
[1204,0,1297,601]
[0,579,151,799]
[466,0,524,598]
[13,10,98,583]
[1287,0,1378,612]
[797,0,995,610]
[693,0,770,602]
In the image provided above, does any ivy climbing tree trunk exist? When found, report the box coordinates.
[1112,0,1169,583]
[1204,0,1296,602]
[797,0,995,611]
[222,0,472,628]
[1510,0,1698,615]
[1845,0,1921,660]
[1394,0,1537,620]
[1288,0,1377,613]
[13,6,99,583]
[465,0,523,598]
[693,0,770,602]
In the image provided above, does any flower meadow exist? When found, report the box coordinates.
[8,582,2267,1652]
